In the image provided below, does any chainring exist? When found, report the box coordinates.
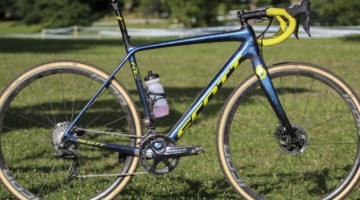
[139,135,179,175]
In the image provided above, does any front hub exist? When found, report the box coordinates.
[274,125,308,155]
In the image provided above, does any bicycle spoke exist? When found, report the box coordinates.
[16,88,55,126]
[71,74,78,121]
[300,78,314,126]
[219,64,360,199]
[254,94,277,119]
[280,77,286,112]
[97,116,128,130]
[292,75,298,118]
[38,160,59,196]
[289,156,298,199]
[74,79,95,113]
[264,152,284,194]
[308,111,350,131]
[43,76,57,124]
[0,62,139,198]
[59,74,69,122]
[85,100,120,128]
[307,146,345,173]
[5,110,52,128]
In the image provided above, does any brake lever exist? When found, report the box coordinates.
[292,4,301,40]
[286,0,311,39]
[294,17,300,39]
[302,11,311,37]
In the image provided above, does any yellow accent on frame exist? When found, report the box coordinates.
[177,54,242,138]
[78,139,105,147]
[130,62,139,75]
[255,65,267,80]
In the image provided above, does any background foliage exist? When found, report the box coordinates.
[311,0,360,26]
[0,0,359,28]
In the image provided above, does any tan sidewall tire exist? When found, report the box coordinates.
[0,61,142,199]
[217,63,360,200]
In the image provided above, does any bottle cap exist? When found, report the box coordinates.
[144,71,159,81]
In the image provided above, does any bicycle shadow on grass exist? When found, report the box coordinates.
[0,87,311,133]
[121,167,350,199]
[0,87,231,133]
[122,176,237,199]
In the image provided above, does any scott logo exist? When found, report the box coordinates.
[177,54,242,138]
[255,65,267,80]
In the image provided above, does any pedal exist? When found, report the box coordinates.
[162,146,205,158]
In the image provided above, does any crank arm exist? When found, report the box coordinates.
[161,146,205,158]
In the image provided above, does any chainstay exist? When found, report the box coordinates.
[77,171,148,178]
[77,128,143,138]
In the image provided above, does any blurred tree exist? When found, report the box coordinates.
[4,0,358,28]
[271,0,291,7]
[139,0,292,27]
[12,0,109,28]
[165,0,219,27]
[129,0,140,12]
[139,0,169,18]
[0,0,15,20]
[311,0,360,26]
[223,0,290,10]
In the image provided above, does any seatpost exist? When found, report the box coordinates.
[110,0,132,50]
[109,0,155,128]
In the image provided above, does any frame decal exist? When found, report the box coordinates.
[130,62,139,75]
[255,65,267,80]
[177,54,242,138]
[77,139,105,147]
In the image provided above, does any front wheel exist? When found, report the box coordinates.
[217,62,360,200]
[0,61,142,199]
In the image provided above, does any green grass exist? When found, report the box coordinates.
[0,36,359,199]
[0,21,42,34]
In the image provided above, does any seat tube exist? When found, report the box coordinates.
[111,0,153,122]
[128,56,153,120]
[251,56,296,136]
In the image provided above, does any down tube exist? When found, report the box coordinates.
[168,45,248,141]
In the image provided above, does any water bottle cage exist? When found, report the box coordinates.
[147,91,166,104]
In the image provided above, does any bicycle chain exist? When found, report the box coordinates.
[77,171,148,178]
[73,128,148,178]
[76,129,179,176]
[77,128,143,138]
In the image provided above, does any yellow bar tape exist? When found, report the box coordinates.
[270,16,287,38]
[257,8,296,47]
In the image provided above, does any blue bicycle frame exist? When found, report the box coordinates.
[62,1,295,156]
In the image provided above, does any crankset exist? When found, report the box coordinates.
[139,135,204,175]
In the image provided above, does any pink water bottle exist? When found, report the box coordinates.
[144,71,169,118]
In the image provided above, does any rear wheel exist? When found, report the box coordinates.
[0,61,142,199]
[217,62,360,199]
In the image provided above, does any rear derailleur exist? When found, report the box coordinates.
[139,134,204,175]
[51,122,85,181]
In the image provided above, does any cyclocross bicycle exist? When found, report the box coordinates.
[0,0,359,199]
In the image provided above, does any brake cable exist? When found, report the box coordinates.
[257,17,274,55]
